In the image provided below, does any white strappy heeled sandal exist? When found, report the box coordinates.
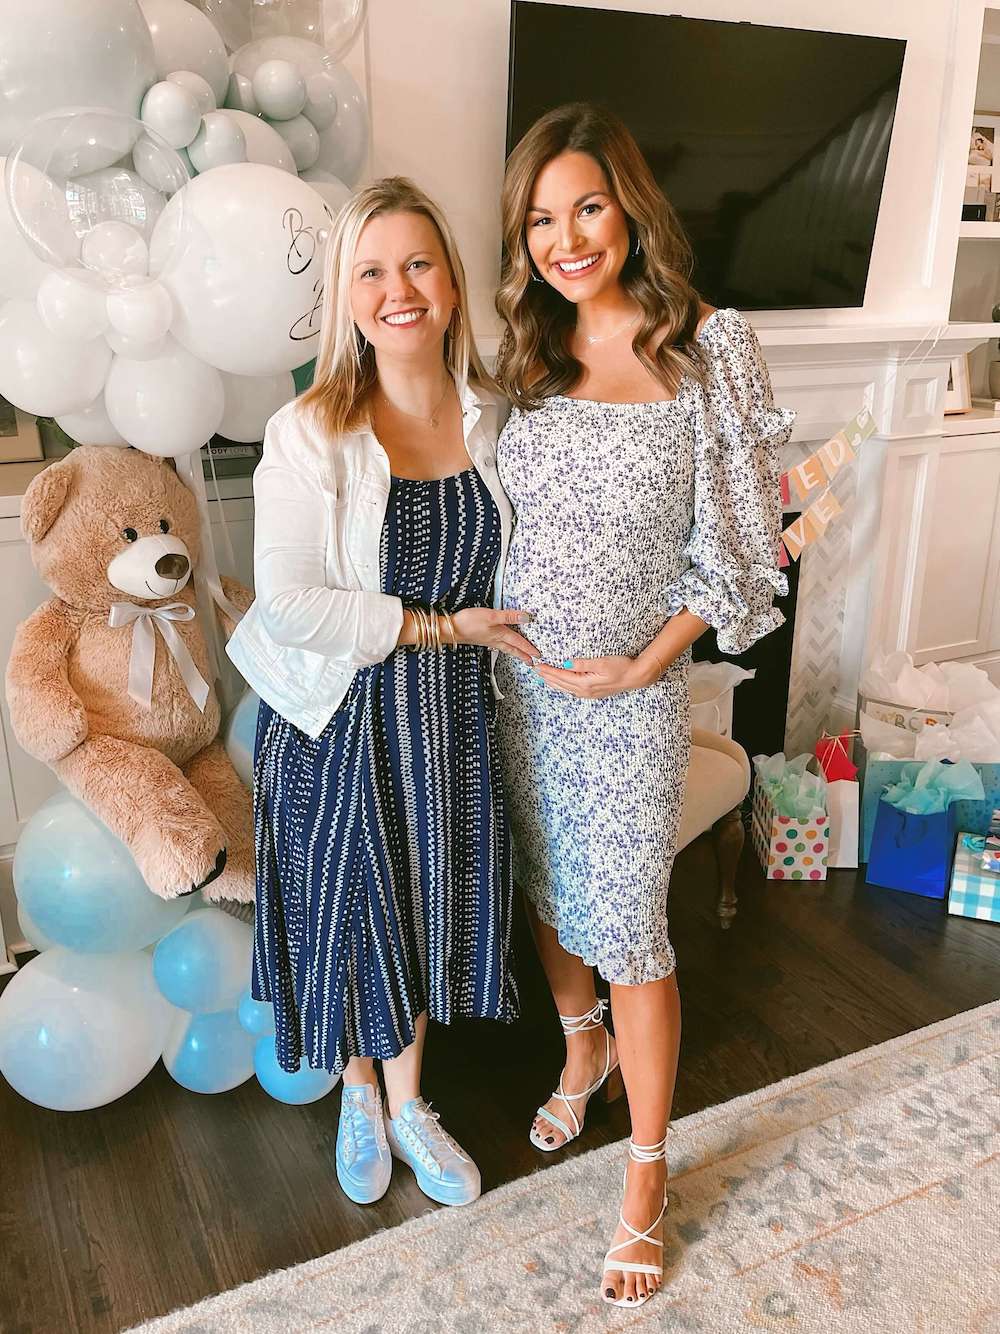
[602,1135,668,1308]
[529,998,624,1152]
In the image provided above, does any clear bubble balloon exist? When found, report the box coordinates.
[151,162,330,375]
[187,112,247,174]
[104,334,224,455]
[224,72,259,115]
[223,689,261,785]
[6,112,189,289]
[0,948,176,1111]
[139,0,231,106]
[254,1035,338,1104]
[0,157,78,300]
[0,299,111,416]
[200,0,252,53]
[55,397,128,447]
[13,789,192,952]
[153,908,252,1013]
[163,1007,255,1093]
[0,0,155,157]
[311,64,369,186]
[37,269,110,343]
[247,0,366,62]
[140,81,203,151]
[237,987,275,1037]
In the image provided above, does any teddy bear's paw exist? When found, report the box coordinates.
[133,825,229,900]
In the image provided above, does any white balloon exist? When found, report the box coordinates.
[219,369,295,441]
[212,109,296,174]
[187,112,247,174]
[104,328,168,360]
[56,397,128,447]
[0,948,175,1112]
[301,71,338,131]
[81,221,149,284]
[16,902,56,953]
[106,280,174,343]
[167,70,216,115]
[224,71,259,115]
[0,0,154,156]
[139,0,231,106]
[151,162,330,375]
[267,114,319,171]
[140,80,202,150]
[253,59,307,121]
[37,269,109,342]
[105,334,224,455]
[0,299,111,415]
[312,65,369,186]
[300,168,352,213]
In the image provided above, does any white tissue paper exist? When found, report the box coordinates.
[689,662,755,737]
[860,652,1000,762]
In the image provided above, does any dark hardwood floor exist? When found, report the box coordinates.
[2,836,998,1334]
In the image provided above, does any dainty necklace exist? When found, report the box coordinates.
[380,374,452,429]
[578,310,640,346]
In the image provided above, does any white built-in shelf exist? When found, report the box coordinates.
[942,404,1000,436]
[959,222,1000,237]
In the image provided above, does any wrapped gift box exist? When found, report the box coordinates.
[949,834,1000,923]
[751,778,829,881]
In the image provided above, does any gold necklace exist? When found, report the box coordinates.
[380,374,452,430]
[578,311,640,346]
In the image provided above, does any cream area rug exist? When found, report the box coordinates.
[132,1002,1000,1333]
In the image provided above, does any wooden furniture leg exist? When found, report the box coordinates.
[712,805,744,928]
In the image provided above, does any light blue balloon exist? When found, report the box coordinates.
[153,909,252,1013]
[163,1009,255,1094]
[253,1035,338,1105]
[13,789,190,953]
[237,987,275,1037]
[0,948,174,1111]
[223,689,261,788]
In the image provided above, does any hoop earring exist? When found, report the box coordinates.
[354,327,368,361]
[632,232,643,259]
[528,260,544,284]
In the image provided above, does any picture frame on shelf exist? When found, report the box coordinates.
[944,354,973,415]
[964,116,1000,221]
[0,395,42,464]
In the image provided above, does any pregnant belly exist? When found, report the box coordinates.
[503,535,668,663]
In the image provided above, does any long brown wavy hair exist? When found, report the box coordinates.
[496,103,707,409]
[300,177,492,438]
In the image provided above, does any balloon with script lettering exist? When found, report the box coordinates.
[150,161,330,376]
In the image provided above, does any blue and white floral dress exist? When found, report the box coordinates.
[495,308,794,985]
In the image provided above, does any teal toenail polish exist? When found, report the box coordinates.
[562,659,574,669]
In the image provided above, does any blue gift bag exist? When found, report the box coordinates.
[865,799,955,899]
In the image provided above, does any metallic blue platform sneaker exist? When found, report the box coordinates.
[385,1098,481,1207]
[336,1082,392,1205]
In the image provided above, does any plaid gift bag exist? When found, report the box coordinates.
[751,773,829,881]
[948,834,1000,923]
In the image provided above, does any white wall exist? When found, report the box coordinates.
[362,0,974,339]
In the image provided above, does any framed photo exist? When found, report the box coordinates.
[964,116,1000,220]
[944,354,972,415]
[0,396,42,463]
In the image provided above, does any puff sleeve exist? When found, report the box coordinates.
[665,309,794,655]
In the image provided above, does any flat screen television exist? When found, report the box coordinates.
[507,3,907,311]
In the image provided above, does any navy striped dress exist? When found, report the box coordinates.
[251,467,518,1074]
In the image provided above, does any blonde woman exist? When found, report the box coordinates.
[227,177,536,1209]
[494,105,793,1306]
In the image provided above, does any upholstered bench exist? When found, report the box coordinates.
[676,726,752,927]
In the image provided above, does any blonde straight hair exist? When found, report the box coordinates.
[300,177,492,437]
[496,103,706,409]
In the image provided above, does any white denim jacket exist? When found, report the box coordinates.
[226,380,512,739]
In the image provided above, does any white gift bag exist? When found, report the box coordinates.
[826,778,859,868]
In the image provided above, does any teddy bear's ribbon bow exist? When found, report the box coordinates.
[108,601,210,714]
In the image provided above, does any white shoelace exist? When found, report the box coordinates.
[342,1087,388,1161]
[399,1100,470,1173]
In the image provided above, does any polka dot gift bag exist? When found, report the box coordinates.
[751,752,830,881]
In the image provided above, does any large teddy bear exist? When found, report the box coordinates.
[6,446,255,902]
